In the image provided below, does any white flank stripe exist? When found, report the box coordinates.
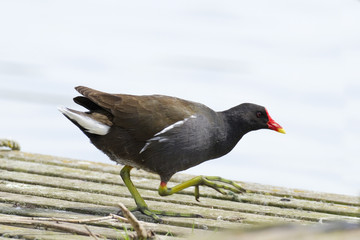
[139,142,151,154]
[139,115,196,154]
[154,115,196,136]
[58,106,110,135]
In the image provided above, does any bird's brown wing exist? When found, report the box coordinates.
[75,86,200,140]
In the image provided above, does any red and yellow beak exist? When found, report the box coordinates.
[265,109,286,134]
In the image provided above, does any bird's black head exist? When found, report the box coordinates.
[224,103,285,134]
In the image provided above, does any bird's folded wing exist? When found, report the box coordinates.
[75,86,199,140]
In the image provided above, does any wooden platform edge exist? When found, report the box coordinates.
[0,150,359,240]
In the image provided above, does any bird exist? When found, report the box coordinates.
[59,86,285,221]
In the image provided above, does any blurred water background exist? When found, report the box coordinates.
[1,1,359,196]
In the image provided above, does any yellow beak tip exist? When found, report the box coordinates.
[277,128,286,134]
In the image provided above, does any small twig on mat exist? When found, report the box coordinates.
[118,203,150,239]
[109,213,129,223]
[0,217,94,236]
[85,225,100,240]
[33,215,114,224]
[0,209,154,239]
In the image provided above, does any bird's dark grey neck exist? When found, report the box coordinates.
[210,108,251,158]
[222,106,254,136]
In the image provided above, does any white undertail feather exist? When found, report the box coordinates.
[58,106,110,135]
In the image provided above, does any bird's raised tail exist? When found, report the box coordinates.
[58,106,110,135]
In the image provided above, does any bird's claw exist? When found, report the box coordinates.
[121,206,163,223]
[193,176,246,201]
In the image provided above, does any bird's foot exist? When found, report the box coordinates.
[123,206,203,223]
[159,175,246,202]
[194,176,246,201]
[128,206,163,223]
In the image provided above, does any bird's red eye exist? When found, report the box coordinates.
[256,112,262,118]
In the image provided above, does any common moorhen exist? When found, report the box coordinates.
[59,86,285,221]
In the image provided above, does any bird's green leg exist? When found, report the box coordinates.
[119,166,201,222]
[120,165,161,221]
[159,175,246,201]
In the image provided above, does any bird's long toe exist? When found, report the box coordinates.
[204,176,246,193]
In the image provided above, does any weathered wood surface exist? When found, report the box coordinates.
[0,150,358,239]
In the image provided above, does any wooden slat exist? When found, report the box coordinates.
[1,151,359,206]
[0,223,94,240]
[0,157,358,219]
[0,170,355,223]
[0,150,359,240]
[0,203,203,238]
